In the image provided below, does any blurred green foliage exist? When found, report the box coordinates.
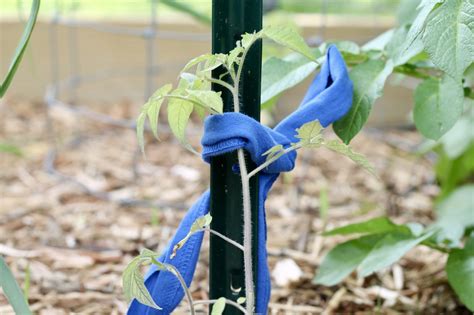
[1,0,399,19]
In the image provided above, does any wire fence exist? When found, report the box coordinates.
[41,0,211,209]
[4,0,393,208]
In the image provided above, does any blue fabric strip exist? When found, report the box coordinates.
[128,46,353,315]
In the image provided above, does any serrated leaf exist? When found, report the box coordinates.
[237,297,246,305]
[211,297,226,315]
[191,213,213,233]
[333,59,394,144]
[413,75,464,140]
[227,46,244,68]
[434,185,474,245]
[150,83,173,102]
[295,120,324,145]
[172,214,212,259]
[446,236,474,311]
[187,90,223,114]
[182,54,214,73]
[201,54,226,73]
[324,217,409,236]
[322,140,376,176]
[262,25,316,61]
[241,31,261,50]
[261,53,319,104]
[140,248,161,260]
[122,256,161,310]
[167,97,195,153]
[262,144,285,161]
[422,0,474,80]
[147,84,173,139]
[314,234,382,286]
[357,230,435,277]
[136,112,147,154]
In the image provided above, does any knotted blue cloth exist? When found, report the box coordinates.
[128,46,352,315]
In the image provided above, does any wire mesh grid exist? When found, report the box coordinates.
[32,0,388,209]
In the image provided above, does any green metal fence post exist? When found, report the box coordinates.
[210,0,262,313]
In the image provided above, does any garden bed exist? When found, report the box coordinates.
[0,98,469,314]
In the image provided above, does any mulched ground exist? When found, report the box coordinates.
[0,98,470,314]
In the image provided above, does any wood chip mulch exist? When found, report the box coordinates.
[0,99,470,314]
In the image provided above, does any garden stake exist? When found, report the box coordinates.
[210,0,262,313]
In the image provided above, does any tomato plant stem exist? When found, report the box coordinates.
[233,62,255,313]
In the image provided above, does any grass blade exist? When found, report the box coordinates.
[0,257,32,315]
[0,0,40,98]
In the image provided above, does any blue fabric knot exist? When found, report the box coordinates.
[202,112,296,174]
[128,45,352,315]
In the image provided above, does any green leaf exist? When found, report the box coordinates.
[434,185,474,245]
[211,297,227,315]
[122,255,161,310]
[136,112,147,155]
[439,116,474,159]
[358,230,435,277]
[422,0,474,80]
[435,144,474,198]
[186,90,223,114]
[324,217,408,236]
[191,214,212,233]
[333,59,394,144]
[0,0,40,98]
[167,97,195,153]
[262,25,316,61]
[397,0,422,25]
[413,75,464,140]
[172,214,212,258]
[147,84,173,139]
[295,120,324,145]
[0,257,32,315]
[322,140,376,176]
[330,41,360,55]
[446,236,474,311]
[237,297,246,305]
[227,46,244,68]
[146,100,162,140]
[402,0,443,57]
[314,234,382,286]
[262,144,285,161]
[182,53,224,75]
[261,54,319,104]
[241,31,262,50]
[387,25,423,66]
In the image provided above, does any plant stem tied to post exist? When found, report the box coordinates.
[232,59,256,312]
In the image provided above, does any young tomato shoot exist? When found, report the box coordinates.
[126,25,375,315]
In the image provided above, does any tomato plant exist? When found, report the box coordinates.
[124,25,374,314]
[124,0,474,313]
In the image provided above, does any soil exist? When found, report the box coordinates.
[0,98,469,314]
